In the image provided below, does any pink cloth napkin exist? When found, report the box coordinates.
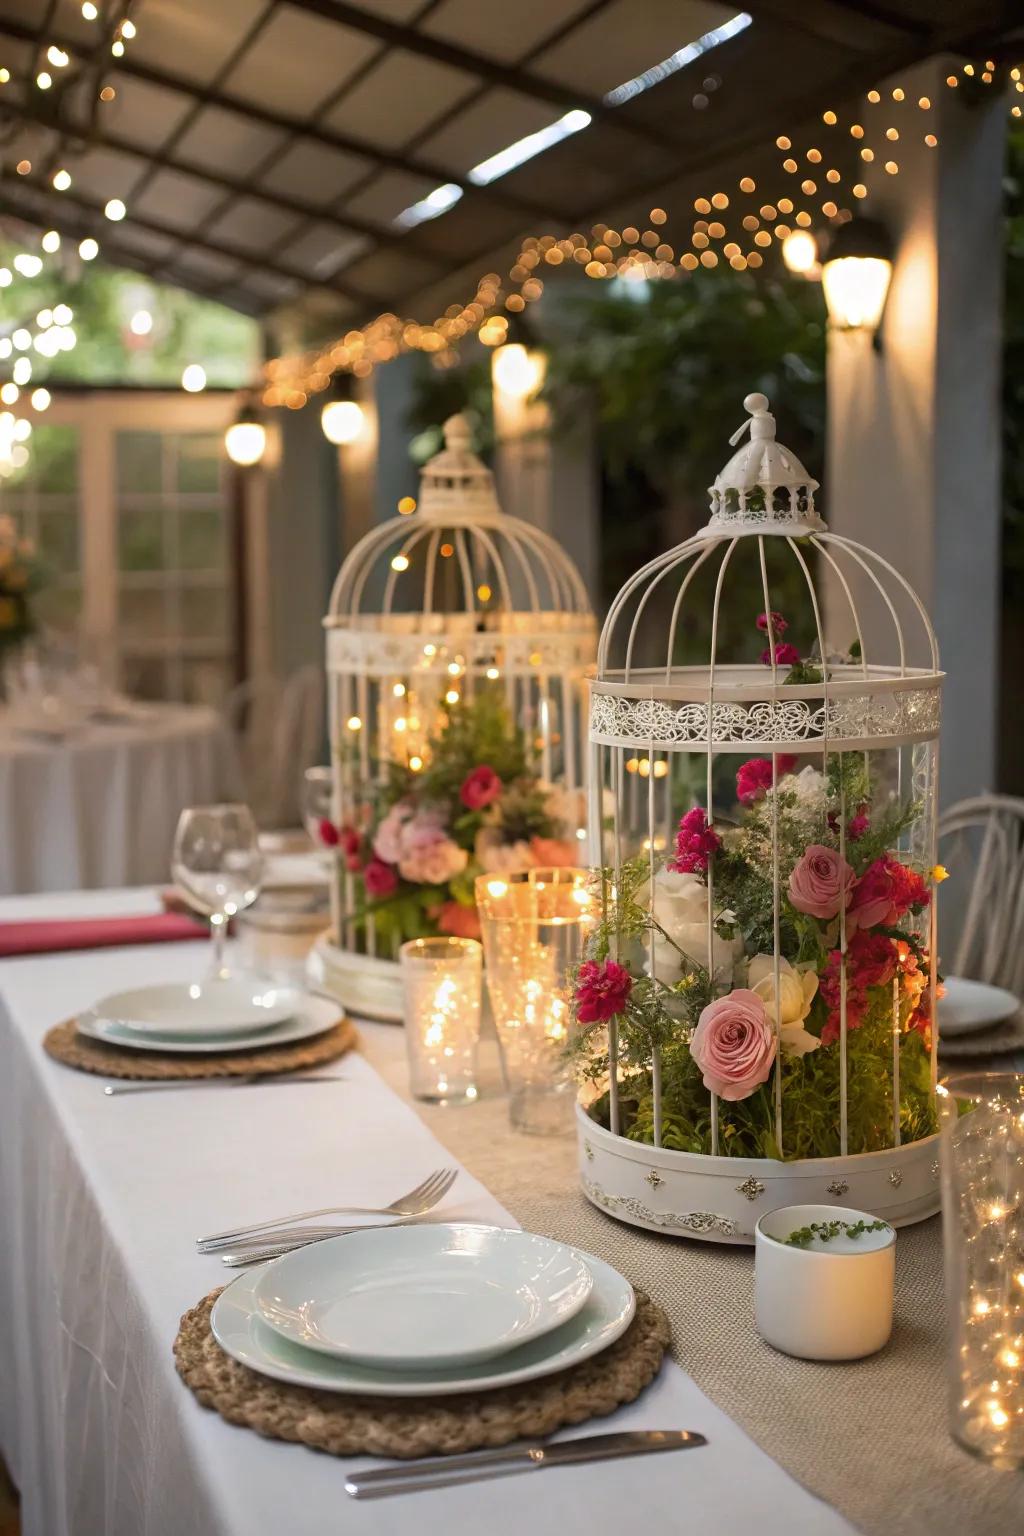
[0,912,208,958]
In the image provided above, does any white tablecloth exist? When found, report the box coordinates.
[0,707,235,895]
[0,889,849,1536]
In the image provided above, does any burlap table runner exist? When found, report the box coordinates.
[175,1288,670,1458]
[44,1016,356,1079]
[360,1029,1024,1536]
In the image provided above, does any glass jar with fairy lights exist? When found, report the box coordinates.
[572,391,945,1242]
[317,414,596,1021]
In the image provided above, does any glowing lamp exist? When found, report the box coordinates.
[321,399,364,445]
[781,229,817,275]
[821,217,893,336]
[225,419,267,467]
[491,341,545,400]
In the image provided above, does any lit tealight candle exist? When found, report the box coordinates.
[755,1203,895,1360]
[399,937,482,1104]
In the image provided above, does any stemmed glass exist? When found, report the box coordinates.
[172,804,263,980]
[301,766,335,852]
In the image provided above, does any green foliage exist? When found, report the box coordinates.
[0,247,258,392]
[783,1218,890,1248]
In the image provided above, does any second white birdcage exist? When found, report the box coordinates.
[576,392,943,1242]
[315,414,596,1020]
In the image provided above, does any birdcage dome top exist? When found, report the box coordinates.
[324,414,595,677]
[708,392,823,535]
[592,391,941,754]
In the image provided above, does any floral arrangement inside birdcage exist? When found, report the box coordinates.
[0,514,47,656]
[317,414,595,1019]
[572,392,944,1242]
[320,689,587,946]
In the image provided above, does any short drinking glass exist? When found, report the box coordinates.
[172,804,263,980]
[399,937,482,1103]
[475,868,593,1135]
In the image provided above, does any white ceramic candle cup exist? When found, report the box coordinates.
[754,1203,896,1361]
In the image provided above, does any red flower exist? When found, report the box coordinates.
[575,959,632,1024]
[736,755,797,804]
[668,806,722,875]
[847,809,871,841]
[756,610,789,636]
[339,825,363,872]
[436,900,481,940]
[760,642,802,668]
[460,764,503,811]
[363,858,399,899]
[318,818,340,847]
[848,857,930,931]
[819,931,898,1043]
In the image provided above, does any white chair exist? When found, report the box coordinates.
[937,795,1024,996]
[223,667,325,829]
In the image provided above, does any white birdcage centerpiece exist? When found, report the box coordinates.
[573,392,944,1242]
[318,414,596,1020]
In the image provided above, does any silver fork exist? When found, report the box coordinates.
[196,1168,457,1252]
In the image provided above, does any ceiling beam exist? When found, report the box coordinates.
[284,0,701,159]
[5,93,451,267]
[0,173,375,308]
[742,0,925,49]
[0,16,567,225]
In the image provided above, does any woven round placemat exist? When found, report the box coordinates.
[43,1016,356,1080]
[174,1286,669,1459]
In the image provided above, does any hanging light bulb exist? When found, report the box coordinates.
[821,217,893,336]
[30,388,50,411]
[52,169,72,191]
[129,309,153,336]
[225,401,267,467]
[41,230,61,254]
[104,198,126,222]
[491,341,545,399]
[781,229,818,275]
[181,364,207,393]
[321,399,365,445]
[78,237,99,260]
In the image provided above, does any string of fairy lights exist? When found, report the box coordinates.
[261,58,1024,409]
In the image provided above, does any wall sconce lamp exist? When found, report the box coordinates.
[821,216,893,345]
[224,399,267,467]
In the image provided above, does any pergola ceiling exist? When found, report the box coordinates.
[0,0,1020,323]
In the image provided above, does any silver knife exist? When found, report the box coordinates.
[103,1074,345,1095]
[344,1430,707,1499]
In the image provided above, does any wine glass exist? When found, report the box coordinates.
[301,766,335,853]
[172,804,263,980]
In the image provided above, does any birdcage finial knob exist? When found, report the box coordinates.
[443,413,472,451]
[708,390,822,533]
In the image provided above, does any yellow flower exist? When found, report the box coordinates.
[931,864,949,884]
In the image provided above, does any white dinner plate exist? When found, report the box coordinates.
[211,1237,634,1396]
[938,976,1020,1037]
[254,1225,593,1369]
[84,979,300,1039]
[76,991,340,1054]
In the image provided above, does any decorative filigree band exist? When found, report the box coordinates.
[589,688,941,749]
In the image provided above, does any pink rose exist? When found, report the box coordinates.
[760,642,802,667]
[373,801,413,864]
[460,765,503,811]
[689,989,777,1101]
[788,844,856,920]
[756,610,789,636]
[363,858,398,898]
[399,833,467,886]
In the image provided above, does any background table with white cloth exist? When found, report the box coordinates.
[0,706,235,895]
[0,888,854,1536]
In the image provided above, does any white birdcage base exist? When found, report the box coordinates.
[576,1102,939,1245]
[308,938,404,1024]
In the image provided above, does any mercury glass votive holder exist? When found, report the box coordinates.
[475,867,593,1136]
[938,1070,1024,1468]
[399,937,482,1104]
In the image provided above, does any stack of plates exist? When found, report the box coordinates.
[310,938,404,1024]
[212,1224,636,1397]
[78,979,340,1054]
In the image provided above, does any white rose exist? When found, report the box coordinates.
[647,869,743,987]
[748,954,820,1056]
[775,765,826,815]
